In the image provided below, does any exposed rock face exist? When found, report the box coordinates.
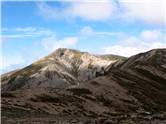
[1,48,121,91]
[1,48,166,124]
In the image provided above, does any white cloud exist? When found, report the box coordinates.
[42,36,78,52]
[69,0,116,21]
[103,29,165,57]
[103,45,145,57]
[120,0,165,24]
[80,26,94,36]
[0,54,25,73]
[80,26,123,36]
[140,30,163,41]
[1,34,34,39]
[37,2,65,20]
[1,27,54,41]
[15,27,37,32]
[37,0,165,24]
[37,0,116,21]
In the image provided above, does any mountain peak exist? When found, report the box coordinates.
[1,48,120,91]
[48,48,85,59]
[55,48,80,53]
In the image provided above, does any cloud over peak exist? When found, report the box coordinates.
[103,29,165,57]
[42,36,78,52]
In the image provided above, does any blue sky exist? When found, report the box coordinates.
[1,0,166,73]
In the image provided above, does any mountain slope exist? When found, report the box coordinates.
[108,49,166,112]
[1,48,166,124]
[1,48,122,91]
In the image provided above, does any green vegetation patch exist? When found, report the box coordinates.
[101,55,127,61]
[73,52,82,59]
